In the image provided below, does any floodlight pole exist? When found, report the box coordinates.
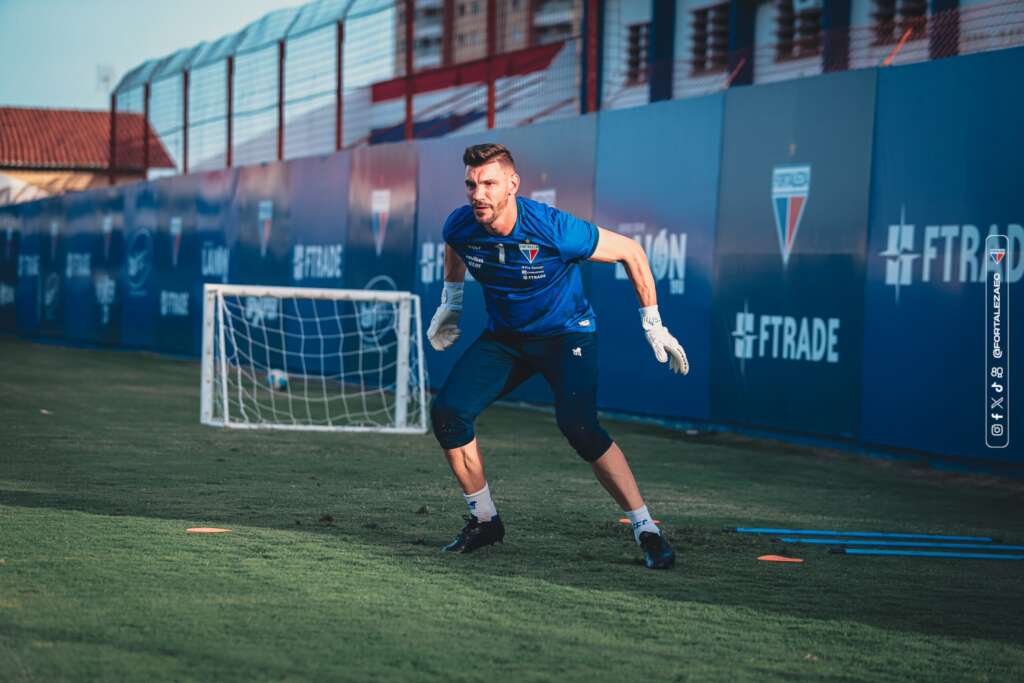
[404,0,415,140]
[486,0,496,129]
[335,21,344,151]
[227,55,234,167]
[278,40,286,161]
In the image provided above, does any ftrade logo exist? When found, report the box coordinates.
[95,274,115,325]
[771,165,811,267]
[293,244,343,281]
[730,302,841,373]
[258,200,273,258]
[371,190,390,257]
[169,217,183,268]
[878,207,1022,303]
[614,224,687,295]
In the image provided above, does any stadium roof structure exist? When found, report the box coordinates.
[113,0,379,95]
[0,107,174,171]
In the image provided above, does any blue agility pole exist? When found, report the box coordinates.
[778,538,1024,551]
[728,527,996,542]
[834,548,1024,560]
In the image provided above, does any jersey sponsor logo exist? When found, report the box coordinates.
[614,224,686,295]
[49,220,60,261]
[519,242,539,263]
[530,188,556,207]
[126,229,154,295]
[101,215,113,262]
[65,252,91,279]
[771,165,811,267]
[371,190,390,257]
[160,290,189,317]
[877,206,1022,303]
[731,302,840,373]
[572,346,582,357]
[258,200,273,258]
[169,216,183,268]
[202,242,229,282]
[357,274,397,345]
[293,244,343,281]
[95,273,115,325]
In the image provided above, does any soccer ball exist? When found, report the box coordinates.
[266,369,289,391]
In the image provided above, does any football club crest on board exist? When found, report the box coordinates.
[371,190,390,257]
[519,242,539,263]
[50,221,60,260]
[170,217,182,268]
[771,165,811,267]
[990,248,1006,265]
[258,200,273,258]
[102,215,113,262]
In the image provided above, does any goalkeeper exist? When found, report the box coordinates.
[428,144,688,570]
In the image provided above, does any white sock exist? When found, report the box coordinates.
[625,505,659,543]
[463,483,497,522]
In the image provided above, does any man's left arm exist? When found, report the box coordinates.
[590,227,689,375]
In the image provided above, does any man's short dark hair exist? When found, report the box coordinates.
[463,143,515,170]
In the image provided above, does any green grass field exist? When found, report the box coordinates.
[1,335,1023,682]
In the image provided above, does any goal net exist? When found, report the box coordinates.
[201,284,427,433]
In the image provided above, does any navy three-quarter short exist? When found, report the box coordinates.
[430,331,613,462]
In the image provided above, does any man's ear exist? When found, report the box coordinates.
[509,172,520,196]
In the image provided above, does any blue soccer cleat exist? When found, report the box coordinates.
[639,531,676,569]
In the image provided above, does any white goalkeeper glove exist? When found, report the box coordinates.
[639,305,689,375]
[427,282,464,351]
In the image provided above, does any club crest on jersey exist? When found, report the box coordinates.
[371,190,390,257]
[771,165,811,267]
[170,216,182,268]
[519,242,539,264]
[990,248,1006,264]
[258,200,273,258]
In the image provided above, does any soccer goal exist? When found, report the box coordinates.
[200,284,427,434]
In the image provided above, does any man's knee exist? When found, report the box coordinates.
[430,393,476,450]
[555,409,612,463]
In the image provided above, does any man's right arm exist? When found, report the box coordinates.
[444,244,467,284]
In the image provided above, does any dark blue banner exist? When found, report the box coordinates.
[592,96,722,420]
[38,196,66,339]
[153,175,201,355]
[862,48,1024,463]
[14,201,41,335]
[121,182,160,350]
[62,191,101,343]
[228,163,292,287]
[0,205,19,332]
[710,70,877,438]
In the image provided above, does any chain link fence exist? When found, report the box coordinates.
[111,0,1024,179]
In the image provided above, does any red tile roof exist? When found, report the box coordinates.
[0,106,175,171]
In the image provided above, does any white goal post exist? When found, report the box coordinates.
[200,283,428,434]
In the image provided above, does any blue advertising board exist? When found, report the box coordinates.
[592,95,722,420]
[0,205,19,332]
[862,48,1024,463]
[92,187,126,346]
[228,162,292,287]
[62,190,101,343]
[153,174,202,355]
[14,200,41,335]
[121,182,160,349]
[710,69,877,438]
[38,196,66,339]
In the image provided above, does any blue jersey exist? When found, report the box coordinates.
[443,197,599,337]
